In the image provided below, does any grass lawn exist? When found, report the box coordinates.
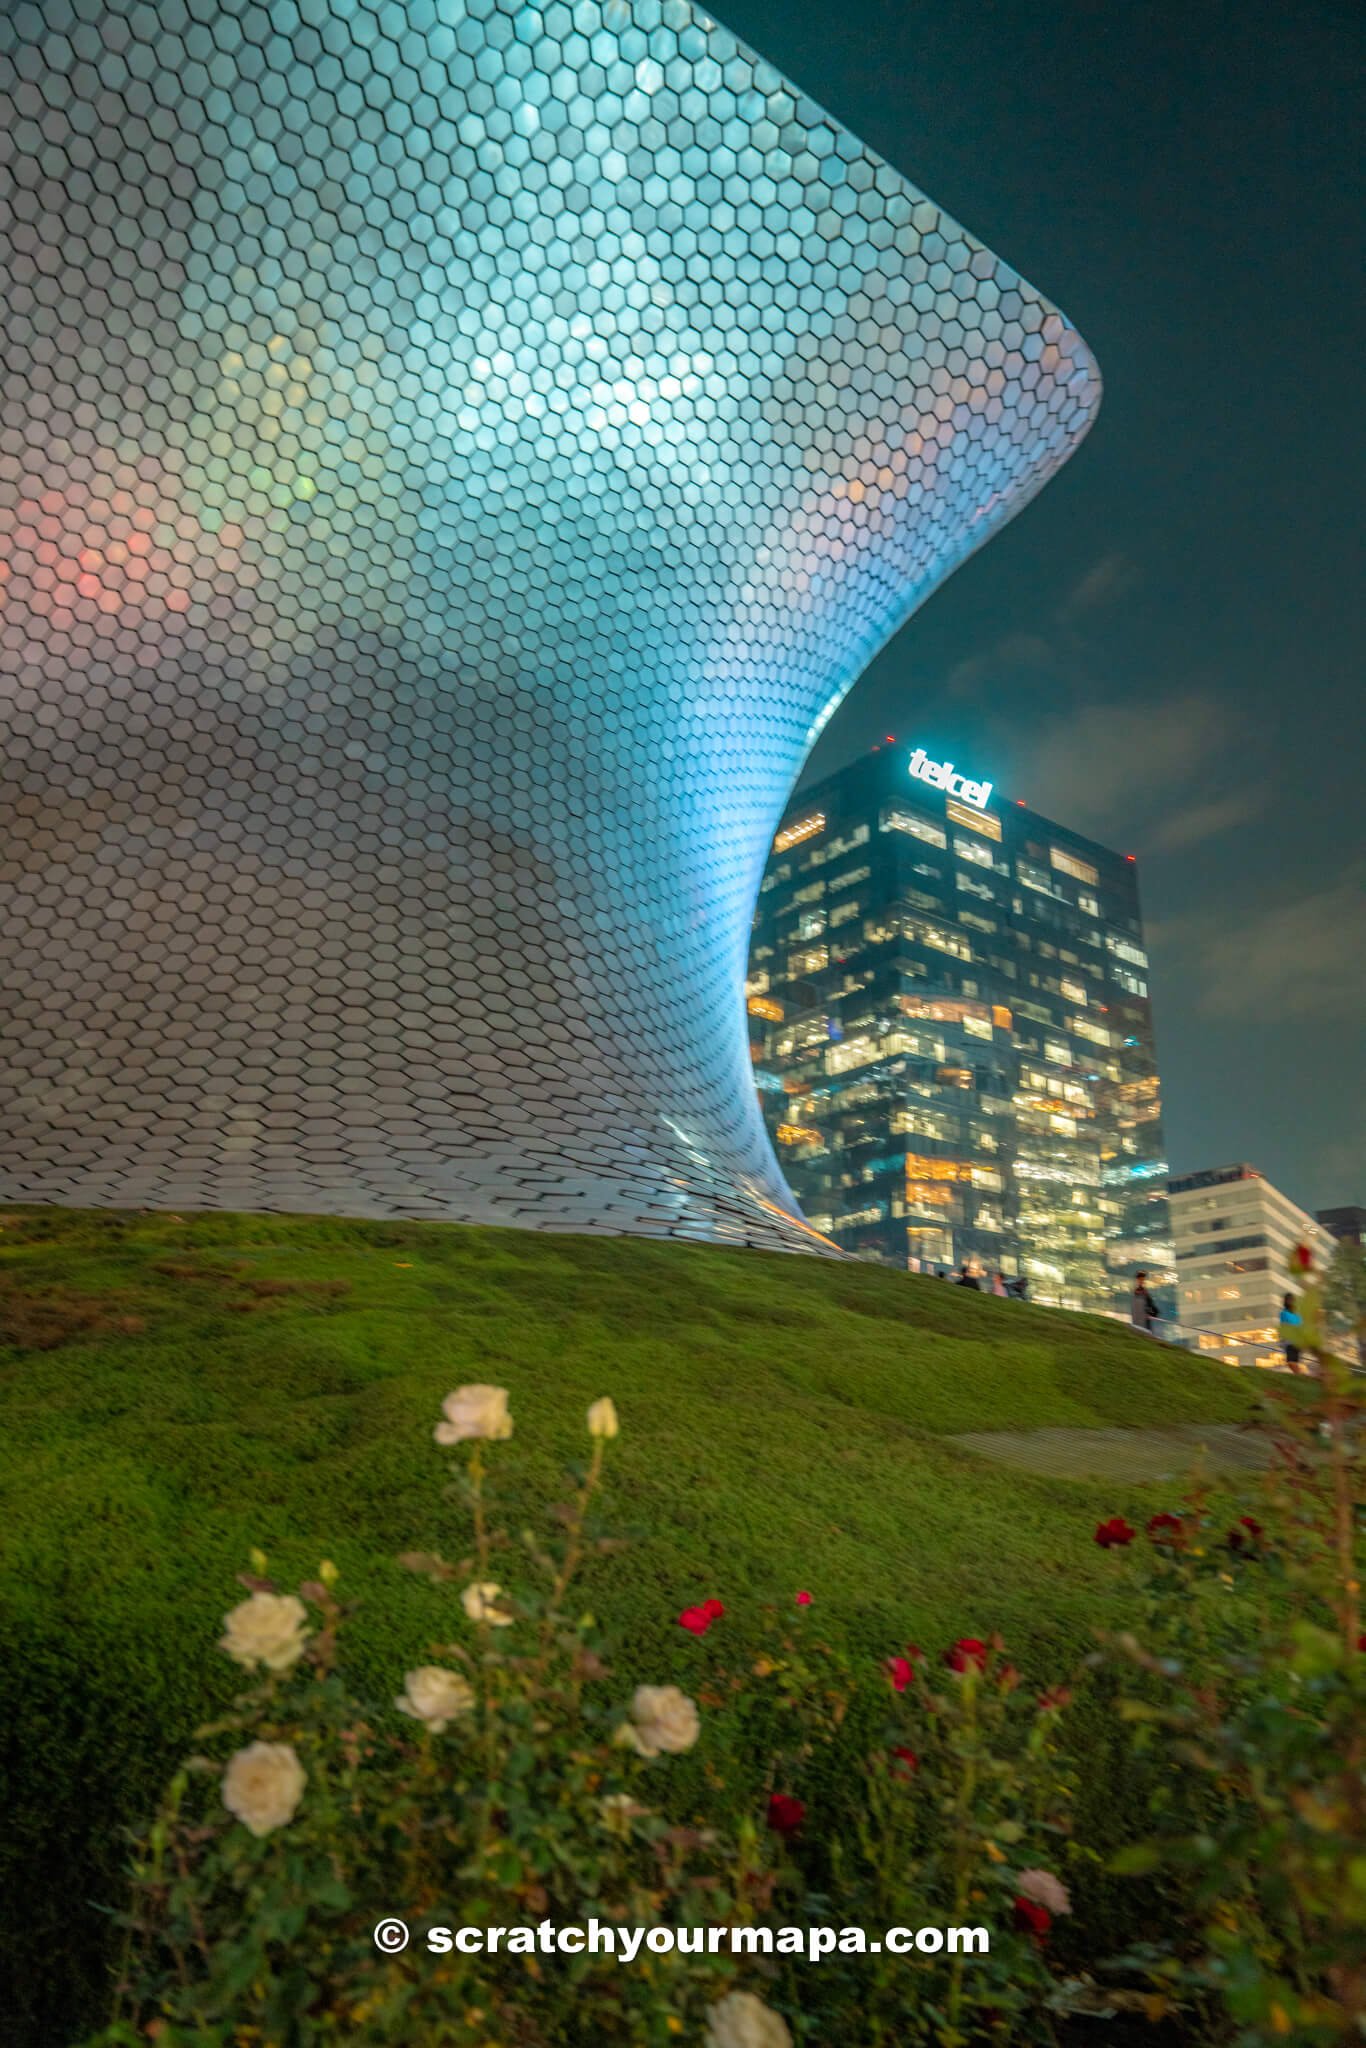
[0,1204,1263,2043]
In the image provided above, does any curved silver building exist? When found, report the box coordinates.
[0,0,1100,1247]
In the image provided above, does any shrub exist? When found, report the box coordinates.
[1098,1251,1366,2045]
[90,1388,1081,2046]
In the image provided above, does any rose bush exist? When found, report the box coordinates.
[1097,1256,1366,2046]
[88,1385,1096,2047]
[87,1337,1358,2048]
[90,1390,766,2044]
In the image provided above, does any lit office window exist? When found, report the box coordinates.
[881,807,947,848]
[946,799,1002,840]
[774,813,826,854]
[1050,847,1099,885]
[955,836,994,868]
[788,947,829,976]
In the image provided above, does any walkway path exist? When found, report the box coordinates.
[950,1423,1278,1484]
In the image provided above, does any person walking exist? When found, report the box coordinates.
[1278,1292,1304,1371]
[955,1262,981,1290]
[1130,1270,1160,1338]
[991,1271,1008,1297]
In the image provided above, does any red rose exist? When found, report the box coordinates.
[944,1638,988,1673]
[1229,1516,1264,1550]
[767,1793,805,1837]
[1037,1684,1073,1713]
[677,1606,713,1635]
[702,1599,726,1619]
[904,1642,925,1665]
[1012,1896,1051,1945]
[1094,1516,1135,1549]
[886,1654,915,1691]
[795,1590,813,1606]
[1359,1634,1366,1653]
[1292,1243,1313,1273]
[890,1746,919,1778]
[1147,1512,1183,1544]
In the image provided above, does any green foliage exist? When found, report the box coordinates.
[1100,1269,1366,2045]
[85,1399,1086,2047]
[1321,1239,1366,1352]
[0,1204,1257,2043]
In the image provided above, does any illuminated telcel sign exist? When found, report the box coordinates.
[908,747,993,810]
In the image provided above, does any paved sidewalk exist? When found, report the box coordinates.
[949,1423,1279,1484]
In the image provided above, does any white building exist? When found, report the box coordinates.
[1169,1163,1337,1368]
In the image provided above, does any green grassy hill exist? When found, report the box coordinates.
[0,1205,1259,2043]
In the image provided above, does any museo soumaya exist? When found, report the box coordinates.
[0,0,1100,1251]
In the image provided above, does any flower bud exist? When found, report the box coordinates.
[587,1395,619,1439]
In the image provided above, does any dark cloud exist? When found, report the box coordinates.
[1057,552,1143,625]
[943,631,1057,701]
[761,0,1365,1207]
[1161,870,1366,1024]
[1002,690,1227,833]
[1146,789,1268,854]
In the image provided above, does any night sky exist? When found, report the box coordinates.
[720,0,1365,1214]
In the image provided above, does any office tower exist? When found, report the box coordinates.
[749,743,1172,1311]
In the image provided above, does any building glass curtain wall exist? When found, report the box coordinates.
[749,746,1174,1313]
[0,0,1099,1247]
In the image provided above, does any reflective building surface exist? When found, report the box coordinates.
[749,747,1174,1312]
[0,0,1099,1244]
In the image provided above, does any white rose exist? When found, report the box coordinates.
[704,1990,793,2048]
[434,1384,513,1445]
[1016,1867,1072,1916]
[395,1665,476,1732]
[219,1592,309,1673]
[617,1683,699,1758]
[222,1741,306,1837]
[586,1395,619,1439]
[461,1580,514,1627]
